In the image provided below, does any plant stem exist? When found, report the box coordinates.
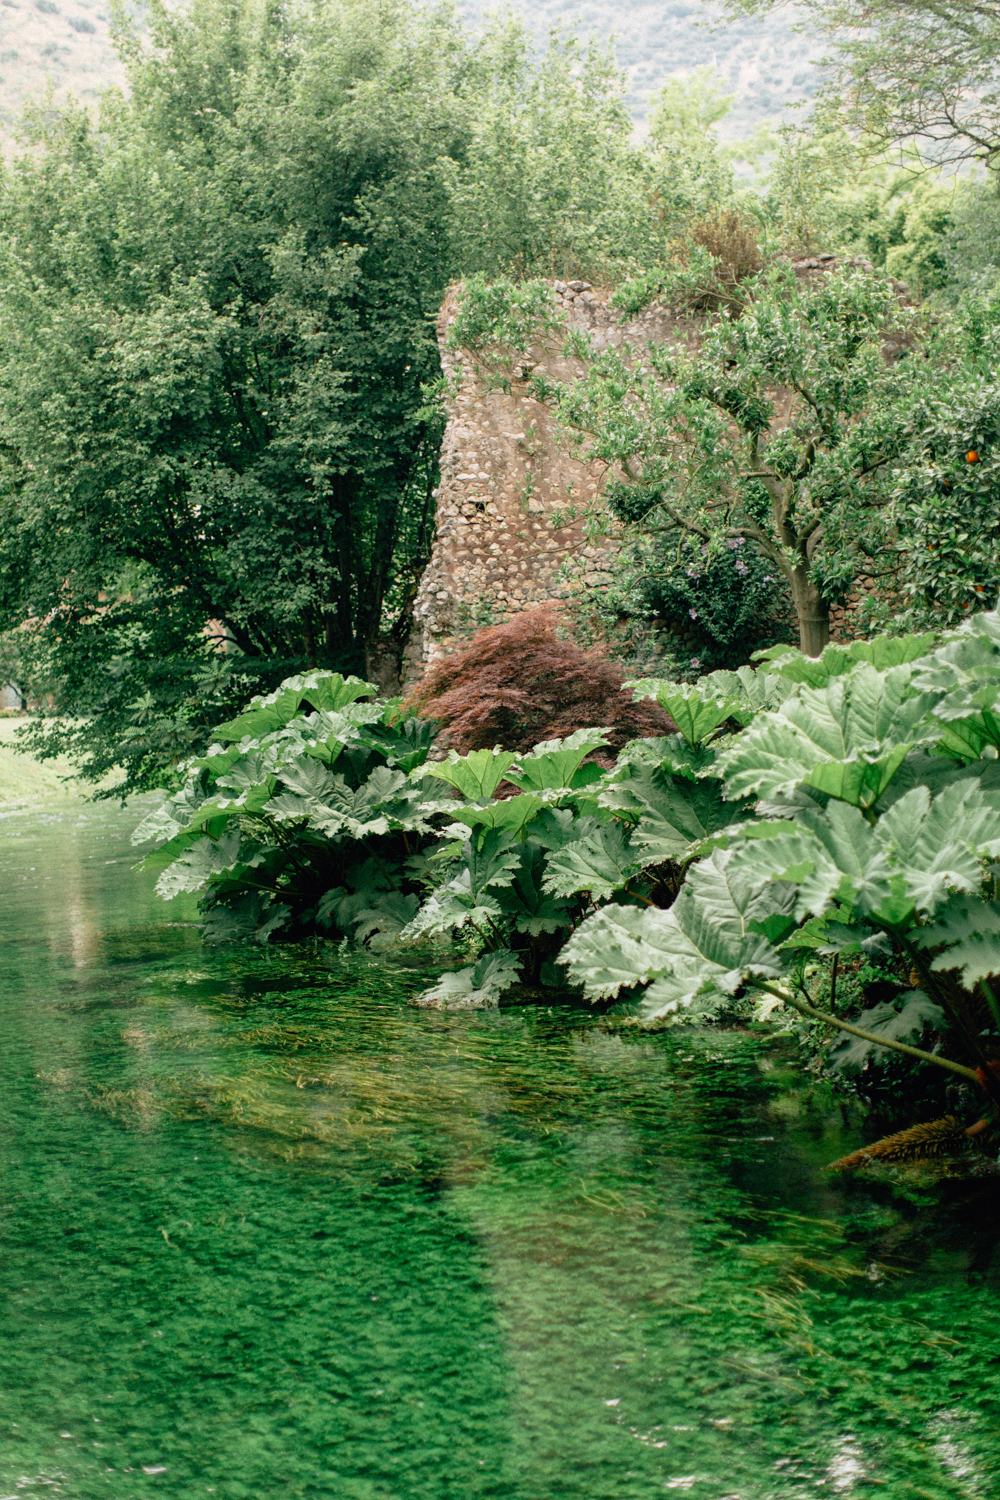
[897,933,1000,1093]
[755,983,980,1084]
[622,884,656,907]
[469,920,495,952]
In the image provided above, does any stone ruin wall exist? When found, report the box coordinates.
[403,281,682,681]
[404,260,907,683]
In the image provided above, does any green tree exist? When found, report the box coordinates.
[650,66,734,138]
[0,0,466,789]
[446,29,734,281]
[888,294,1000,626]
[732,0,1000,170]
[445,24,642,278]
[553,266,918,657]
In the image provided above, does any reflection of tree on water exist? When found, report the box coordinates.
[4,800,1000,1498]
[76,965,1000,1491]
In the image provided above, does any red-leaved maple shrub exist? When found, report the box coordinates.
[404,608,675,753]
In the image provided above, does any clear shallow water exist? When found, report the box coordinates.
[1,800,999,1500]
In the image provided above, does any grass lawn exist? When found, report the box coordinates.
[0,718,120,806]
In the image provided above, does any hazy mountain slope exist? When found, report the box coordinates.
[0,0,125,143]
[0,0,818,151]
[458,0,821,139]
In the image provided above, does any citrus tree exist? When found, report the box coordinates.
[553,264,918,658]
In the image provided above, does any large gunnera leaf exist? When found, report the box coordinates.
[732,782,998,925]
[614,734,718,782]
[319,888,420,948]
[541,821,642,899]
[872,751,1000,810]
[214,671,376,742]
[627,679,746,745]
[558,851,787,1023]
[494,841,576,934]
[448,794,545,837]
[201,892,292,944]
[420,747,519,801]
[275,754,340,801]
[132,782,217,849]
[716,664,931,807]
[697,664,798,715]
[910,609,1000,757]
[914,894,1000,987]
[352,715,437,775]
[415,951,522,1009]
[876,782,997,910]
[505,729,609,792]
[600,763,754,861]
[755,634,937,687]
[400,830,521,940]
[523,807,607,850]
[155,830,264,900]
[399,870,502,940]
[827,990,947,1073]
[267,767,436,838]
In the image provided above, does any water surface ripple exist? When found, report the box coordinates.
[1,800,998,1499]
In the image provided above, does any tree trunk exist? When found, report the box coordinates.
[789,567,830,657]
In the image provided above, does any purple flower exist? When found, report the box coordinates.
[690,657,701,669]
[736,559,748,575]
[762,575,772,582]
[689,608,698,620]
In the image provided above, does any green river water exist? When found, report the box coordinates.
[2,798,999,1500]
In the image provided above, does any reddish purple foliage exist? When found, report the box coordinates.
[405,608,675,753]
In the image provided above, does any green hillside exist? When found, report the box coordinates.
[457,0,821,136]
[0,0,818,150]
[0,0,125,145]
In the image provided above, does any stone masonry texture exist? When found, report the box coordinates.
[404,280,681,679]
[405,261,906,681]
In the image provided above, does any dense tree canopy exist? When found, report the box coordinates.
[0,0,737,791]
[0,0,470,786]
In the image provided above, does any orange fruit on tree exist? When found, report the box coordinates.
[967,449,980,462]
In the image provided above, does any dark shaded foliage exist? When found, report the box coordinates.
[640,538,796,672]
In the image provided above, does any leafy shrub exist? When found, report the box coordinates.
[402,608,675,753]
[132,670,443,947]
[687,209,764,312]
[603,530,794,673]
[942,184,1000,298]
[892,379,1000,627]
[135,612,1000,1165]
[134,664,762,999]
[447,275,562,356]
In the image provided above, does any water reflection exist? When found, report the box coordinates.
[1,800,998,1499]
